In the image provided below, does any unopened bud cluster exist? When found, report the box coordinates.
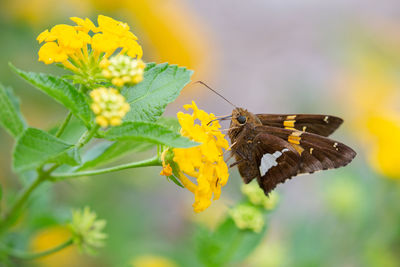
[101,55,146,87]
[90,87,130,128]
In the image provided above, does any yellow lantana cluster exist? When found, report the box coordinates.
[90,87,130,128]
[100,55,146,87]
[37,15,142,72]
[171,101,229,213]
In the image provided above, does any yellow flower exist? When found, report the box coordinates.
[171,101,229,213]
[100,55,146,87]
[160,163,173,177]
[90,87,130,128]
[343,41,400,179]
[37,15,143,85]
[30,226,82,267]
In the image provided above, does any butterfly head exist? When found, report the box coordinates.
[229,108,262,139]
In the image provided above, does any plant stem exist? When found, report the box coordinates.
[55,112,72,138]
[52,156,162,180]
[76,125,99,149]
[0,175,45,232]
[4,239,73,260]
[0,126,98,232]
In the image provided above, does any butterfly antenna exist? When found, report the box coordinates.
[194,81,238,109]
[207,115,232,126]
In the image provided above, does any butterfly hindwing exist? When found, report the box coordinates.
[256,114,343,137]
[252,133,301,194]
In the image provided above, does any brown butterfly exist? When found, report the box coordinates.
[198,82,357,195]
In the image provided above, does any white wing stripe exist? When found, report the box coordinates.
[259,148,289,176]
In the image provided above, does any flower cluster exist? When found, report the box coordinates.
[37,15,142,87]
[229,204,264,233]
[37,15,142,65]
[167,101,229,213]
[241,181,279,210]
[90,87,130,128]
[100,55,146,87]
[68,207,107,255]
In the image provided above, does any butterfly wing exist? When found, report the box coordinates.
[254,125,356,175]
[252,133,301,194]
[256,114,343,136]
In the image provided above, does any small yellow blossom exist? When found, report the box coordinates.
[171,101,229,213]
[37,15,143,84]
[160,163,173,176]
[241,181,279,210]
[100,55,146,87]
[90,87,130,128]
[229,204,264,233]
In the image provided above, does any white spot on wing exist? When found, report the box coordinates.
[259,148,289,176]
[324,116,329,123]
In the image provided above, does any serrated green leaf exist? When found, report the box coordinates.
[104,121,198,148]
[10,64,92,126]
[13,128,75,172]
[78,140,154,170]
[122,63,193,122]
[156,117,181,133]
[0,83,26,138]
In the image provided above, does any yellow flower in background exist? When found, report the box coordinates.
[131,255,178,267]
[366,115,400,178]
[171,101,229,213]
[30,226,82,267]
[100,55,146,87]
[344,39,400,179]
[37,15,142,79]
[90,87,130,128]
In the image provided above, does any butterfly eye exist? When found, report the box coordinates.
[237,115,247,124]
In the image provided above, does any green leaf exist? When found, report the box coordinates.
[10,64,92,126]
[13,128,75,172]
[104,121,199,148]
[196,217,267,266]
[156,117,181,133]
[122,63,193,122]
[78,140,154,170]
[54,147,81,166]
[0,83,26,138]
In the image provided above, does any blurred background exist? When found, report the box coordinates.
[1,0,400,266]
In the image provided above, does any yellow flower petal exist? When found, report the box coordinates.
[172,101,229,212]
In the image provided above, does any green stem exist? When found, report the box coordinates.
[55,112,72,138]
[76,125,99,149]
[0,126,98,232]
[4,239,73,260]
[0,175,45,232]
[51,156,162,180]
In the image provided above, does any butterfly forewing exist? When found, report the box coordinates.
[256,114,343,137]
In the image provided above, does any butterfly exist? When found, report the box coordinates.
[195,81,356,195]
[227,109,356,194]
